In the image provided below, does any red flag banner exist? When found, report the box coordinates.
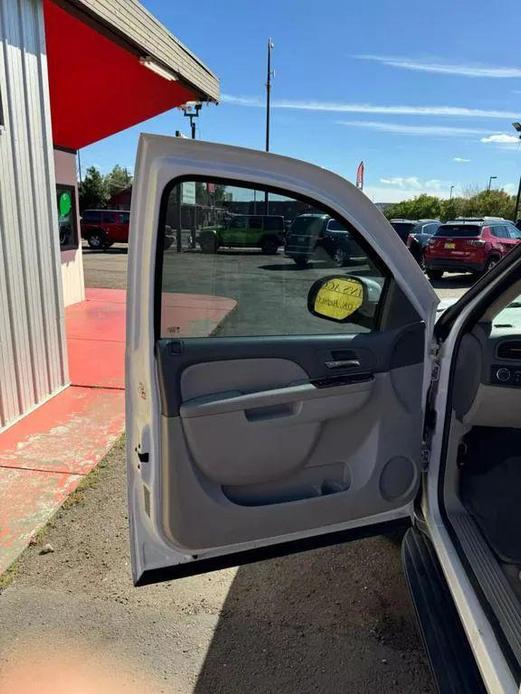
[356,161,365,191]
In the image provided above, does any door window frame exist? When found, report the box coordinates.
[154,175,393,341]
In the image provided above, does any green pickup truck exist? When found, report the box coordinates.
[199,214,285,254]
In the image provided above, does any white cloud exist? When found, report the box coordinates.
[365,184,451,203]
[453,157,470,162]
[337,120,488,137]
[355,55,521,79]
[221,94,518,119]
[480,133,519,144]
[379,176,445,192]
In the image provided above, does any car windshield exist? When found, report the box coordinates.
[435,224,481,237]
[390,222,415,242]
[290,216,326,236]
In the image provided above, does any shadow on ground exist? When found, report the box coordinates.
[430,273,476,290]
[193,537,433,694]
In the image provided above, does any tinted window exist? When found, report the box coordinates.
[327,219,347,232]
[159,181,389,337]
[291,216,326,237]
[103,212,117,224]
[121,212,130,224]
[507,224,521,240]
[229,217,247,229]
[490,225,510,238]
[263,216,284,231]
[390,222,415,242]
[423,223,438,235]
[435,224,481,237]
[82,210,100,223]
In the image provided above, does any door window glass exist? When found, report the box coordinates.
[56,185,78,251]
[158,180,393,338]
[103,212,117,224]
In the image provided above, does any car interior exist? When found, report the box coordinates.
[442,278,521,669]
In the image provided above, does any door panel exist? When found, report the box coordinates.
[126,136,438,585]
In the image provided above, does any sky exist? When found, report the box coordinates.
[81,0,521,203]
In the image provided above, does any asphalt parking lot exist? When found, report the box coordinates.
[83,243,472,310]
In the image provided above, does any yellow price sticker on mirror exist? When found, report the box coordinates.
[314,278,364,320]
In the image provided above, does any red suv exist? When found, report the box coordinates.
[424,218,521,280]
[81,209,130,249]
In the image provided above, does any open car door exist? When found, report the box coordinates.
[126,136,438,586]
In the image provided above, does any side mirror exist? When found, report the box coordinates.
[307,275,382,323]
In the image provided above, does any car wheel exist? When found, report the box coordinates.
[87,230,107,250]
[426,269,443,281]
[484,256,500,273]
[200,235,218,253]
[261,237,279,255]
[293,256,309,268]
[333,247,348,267]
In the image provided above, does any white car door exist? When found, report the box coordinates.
[126,135,438,586]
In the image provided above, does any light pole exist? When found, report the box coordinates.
[182,102,202,139]
[487,175,497,192]
[449,185,455,200]
[264,38,274,214]
[512,123,521,222]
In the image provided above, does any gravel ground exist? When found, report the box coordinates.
[0,438,434,693]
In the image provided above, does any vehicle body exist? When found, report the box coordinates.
[199,214,285,254]
[424,218,521,280]
[126,136,521,693]
[285,213,358,266]
[406,220,442,267]
[81,209,130,249]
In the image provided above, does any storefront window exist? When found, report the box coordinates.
[56,185,78,251]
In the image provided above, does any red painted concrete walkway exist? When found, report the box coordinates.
[0,287,236,575]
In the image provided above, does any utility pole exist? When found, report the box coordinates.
[487,175,497,192]
[515,176,521,223]
[449,185,455,200]
[264,38,274,214]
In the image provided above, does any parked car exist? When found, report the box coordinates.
[81,209,130,249]
[198,214,285,254]
[389,218,437,243]
[424,218,521,280]
[285,213,361,266]
[81,209,174,250]
[127,135,521,693]
[406,220,441,268]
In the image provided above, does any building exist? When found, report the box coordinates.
[0,0,219,430]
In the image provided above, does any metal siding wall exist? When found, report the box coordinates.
[0,0,68,430]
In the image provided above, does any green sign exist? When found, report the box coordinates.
[181,182,196,205]
[58,191,72,218]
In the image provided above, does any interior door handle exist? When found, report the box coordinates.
[324,359,361,369]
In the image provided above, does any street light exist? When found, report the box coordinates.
[182,102,202,139]
[449,185,455,200]
[487,175,497,192]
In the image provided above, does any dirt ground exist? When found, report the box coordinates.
[0,437,434,693]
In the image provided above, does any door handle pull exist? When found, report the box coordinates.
[324,359,361,370]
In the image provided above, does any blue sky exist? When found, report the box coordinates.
[82,0,521,202]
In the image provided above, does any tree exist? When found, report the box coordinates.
[105,165,133,198]
[78,167,108,211]
[385,189,516,223]
[384,194,441,221]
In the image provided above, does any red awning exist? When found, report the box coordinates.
[44,0,198,150]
